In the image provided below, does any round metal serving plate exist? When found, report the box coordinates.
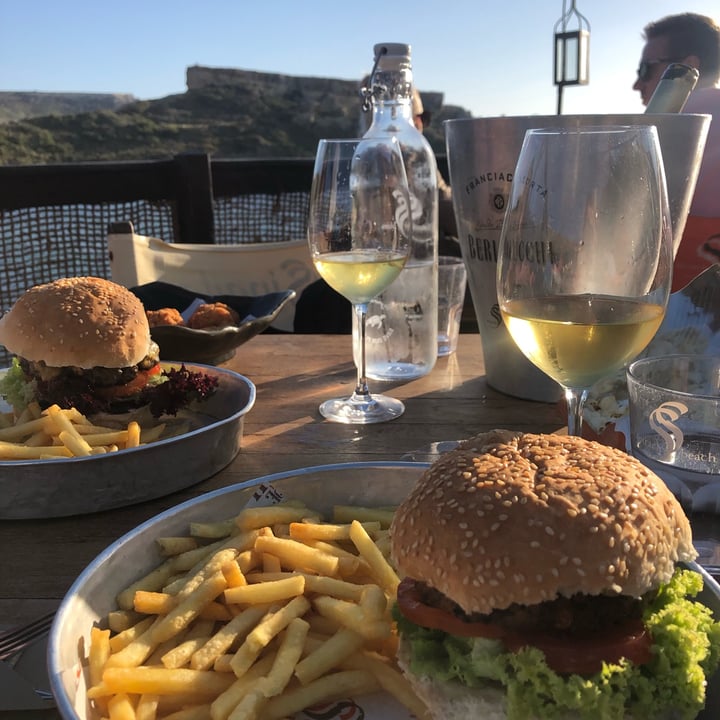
[47,462,720,720]
[0,362,256,520]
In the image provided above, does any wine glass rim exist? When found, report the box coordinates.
[527,124,657,136]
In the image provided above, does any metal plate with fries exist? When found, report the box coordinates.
[0,362,255,520]
[47,463,720,719]
[49,463,429,720]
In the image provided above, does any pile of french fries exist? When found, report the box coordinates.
[0,402,165,460]
[85,501,429,720]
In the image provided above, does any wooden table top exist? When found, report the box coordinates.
[2,333,719,636]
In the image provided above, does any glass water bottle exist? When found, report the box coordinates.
[353,42,439,381]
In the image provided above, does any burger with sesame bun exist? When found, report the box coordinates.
[0,277,217,417]
[390,430,720,720]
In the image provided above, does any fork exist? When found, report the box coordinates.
[0,611,55,662]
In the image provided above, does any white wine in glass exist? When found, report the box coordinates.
[308,138,411,424]
[497,125,673,436]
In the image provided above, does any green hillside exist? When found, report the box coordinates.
[0,84,471,165]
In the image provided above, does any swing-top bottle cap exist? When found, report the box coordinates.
[373,43,412,69]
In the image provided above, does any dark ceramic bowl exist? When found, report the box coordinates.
[132,281,295,364]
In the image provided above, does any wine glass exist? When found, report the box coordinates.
[308,138,411,424]
[497,125,673,436]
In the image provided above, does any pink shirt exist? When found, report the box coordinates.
[673,87,720,290]
[683,86,720,217]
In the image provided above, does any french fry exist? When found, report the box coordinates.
[81,430,129,447]
[262,670,378,720]
[210,654,276,720]
[89,627,111,685]
[107,692,135,720]
[151,571,228,643]
[262,552,282,573]
[92,666,235,697]
[190,604,269,671]
[105,617,161,668]
[140,423,166,443]
[230,597,310,678]
[223,575,305,606]
[117,560,180,610]
[234,505,313,532]
[126,420,141,448]
[190,519,236,539]
[161,619,216,669]
[134,590,175,615]
[24,430,53,447]
[0,416,47,441]
[157,536,199,557]
[135,692,160,720]
[289,520,381,542]
[253,536,339,576]
[343,651,431,720]
[227,689,266,720]
[47,405,93,456]
[333,504,396,528]
[162,705,212,720]
[258,617,309,697]
[107,610,144,633]
[312,595,391,640]
[349,520,401,599]
[360,584,388,618]
[222,560,247,588]
[294,627,364,685]
[0,441,72,459]
[244,596,311,654]
[200,601,233,622]
[109,616,155,653]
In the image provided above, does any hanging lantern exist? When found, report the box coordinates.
[553,1,590,114]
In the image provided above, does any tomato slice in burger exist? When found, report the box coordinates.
[397,577,505,639]
[96,364,162,400]
[504,619,654,676]
[397,578,653,675]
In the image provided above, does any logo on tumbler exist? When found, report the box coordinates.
[649,401,689,460]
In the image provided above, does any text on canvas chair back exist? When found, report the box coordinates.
[108,225,318,332]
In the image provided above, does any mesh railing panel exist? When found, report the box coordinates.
[213,192,309,244]
[0,200,176,366]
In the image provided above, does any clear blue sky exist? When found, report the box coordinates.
[0,1,718,117]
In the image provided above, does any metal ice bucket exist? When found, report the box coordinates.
[444,114,711,403]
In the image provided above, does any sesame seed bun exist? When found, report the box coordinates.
[0,277,151,369]
[390,430,696,615]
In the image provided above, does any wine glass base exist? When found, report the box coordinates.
[319,394,405,424]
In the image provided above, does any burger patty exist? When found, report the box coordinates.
[413,580,646,636]
[19,348,159,388]
[18,345,161,414]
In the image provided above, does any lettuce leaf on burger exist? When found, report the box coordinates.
[0,277,217,417]
[389,430,720,720]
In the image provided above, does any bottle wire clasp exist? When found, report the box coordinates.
[360,45,388,114]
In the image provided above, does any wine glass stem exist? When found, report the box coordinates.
[353,302,371,399]
[565,387,589,437]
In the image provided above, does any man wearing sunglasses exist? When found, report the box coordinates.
[635,12,720,289]
[634,13,719,106]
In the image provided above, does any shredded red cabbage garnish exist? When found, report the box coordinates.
[143,365,219,417]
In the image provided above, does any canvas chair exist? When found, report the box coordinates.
[108,222,318,332]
